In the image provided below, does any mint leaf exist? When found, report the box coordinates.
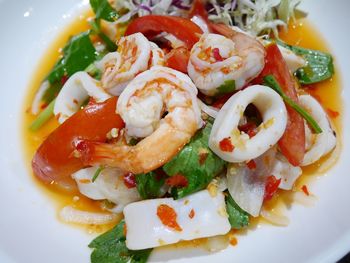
[277,40,334,84]
[89,220,152,263]
[136,171,167,199]
[90,0,119,22]
[226,193,250,229]
[163,119,226,199]
[217,80,235,96]
[47,31,97,84]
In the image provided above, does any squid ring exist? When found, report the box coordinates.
[209,85,287,162]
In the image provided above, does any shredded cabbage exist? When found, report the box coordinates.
[111,0,303,36]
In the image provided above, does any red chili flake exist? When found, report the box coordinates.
[124,172,136,188]
[301,185,310,196]
[246,160,256,170]
[157,204,182,231]
[229,236,238,246]
[264,175,281,201]
[212,47,224,61]
[188,209,195,219]
[61,75,69,85]
[40,103,48,110]
[73,99,79,105]
[326,108,340,119]
[238,122,257,138]
[198,152,209,165]
[166,174,188,188]
[219,137,234,152]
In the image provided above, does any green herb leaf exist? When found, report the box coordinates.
[226,193,250,229]
[90,0,119,22]
[89,220,152,263]
[47,31,97,84]
[277,40,334,84]
[136,171,166,199]
[163,119,226,199]
[92,166,104,182]
[263,75,322,133]
[90,19,118,52]
[29,99,55,131]
[216,80,236,96]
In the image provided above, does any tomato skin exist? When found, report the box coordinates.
[254,43,305,166]
[125,15,202,49]
[165,47,190,73]
[32,97,124,183]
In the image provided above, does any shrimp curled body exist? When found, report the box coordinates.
[100,32,165,95]
[209,85,287,163]
[188,32,265,96]
[78,66,203,174]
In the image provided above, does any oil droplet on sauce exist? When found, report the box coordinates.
[22,14,342,239]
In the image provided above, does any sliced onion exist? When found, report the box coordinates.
[291,191,317,207]
[260,208,289,227]
[204,235,229,252]
[197,99,219,118]
[59,206,118,225]
[31,80,50,115]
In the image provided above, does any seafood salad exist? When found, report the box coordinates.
[25,0,341,262]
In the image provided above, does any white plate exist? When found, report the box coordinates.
[0,0,349,262]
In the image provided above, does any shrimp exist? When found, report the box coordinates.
[77,66,203,174]
[209,85,287,163]
[299,95,337,166]
[100,32,165,95]
[187,31,265,96]
[53,72,111,123]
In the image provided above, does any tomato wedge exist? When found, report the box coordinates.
[165,47,190,73]
[32,97,124,183]
[125,15,203,49]
[254,43,305,166]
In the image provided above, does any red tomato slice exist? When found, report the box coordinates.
[125,15,203,49]
[254,43,305,166]
[189,0,209,20]
[32,97,124,183]
[165,47,190,73]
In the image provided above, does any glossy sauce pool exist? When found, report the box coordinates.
[22,13,343,243]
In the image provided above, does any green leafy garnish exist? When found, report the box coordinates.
[90,0,119,22]
[47,31,97,84]
[136,171,166,199]
[277,40,334,84]
[226,194,250,229]
[89,220,152,263]
[263,75,322,133]
[216,80,236,96]
[163,119,226,199]
[90,19,117,52]
[92,166,104,182]
[29,99,56,131]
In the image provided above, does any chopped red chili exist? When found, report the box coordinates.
[238,122,257,138]
[219,137,234,152]
[157,204,182,231]
[124,172,136,188]
[198,152,209,165]
[166,174,188,188]
[326,108,340,119]
[188,209,195,219]
[301,185,310,196]
[212,48,224,61]
[264,175,281,201]
[246,160,256,170]
[61,75,69,85]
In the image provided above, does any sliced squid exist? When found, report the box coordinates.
[277,45,306,72]
[53,71,111,123]
[209,85,287,163]
[271,152,302,190]
[78,66,203,175]
[188,32,265,96]
[72,167,140,213]
[101,33,165,95]
[226,147,276,217]
[123,190,230,250]
[299,95,337,166]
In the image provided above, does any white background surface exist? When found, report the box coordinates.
[0,0,349,262]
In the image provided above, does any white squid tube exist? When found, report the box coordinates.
[54,71,111,123]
